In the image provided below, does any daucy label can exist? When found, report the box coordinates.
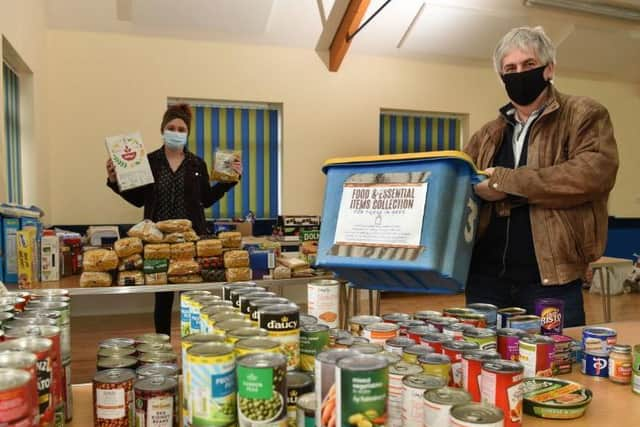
[336,355,388,427]
[300,324,329,373]
[534,298,564,336]
[258,303,300,371]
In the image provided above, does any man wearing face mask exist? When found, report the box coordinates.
[463,26,618,327]
[106,103,241,335]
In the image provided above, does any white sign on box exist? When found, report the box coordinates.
[105,131,155,192]
[334,182,428,248]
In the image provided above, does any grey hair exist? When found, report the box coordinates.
[493,26,556,74]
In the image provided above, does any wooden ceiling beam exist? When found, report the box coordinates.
[329,0,371,72]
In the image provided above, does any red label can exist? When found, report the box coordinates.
[497,329,526,361]
[397,320,426,337]
[0,351,39,426]
[461,351,501,402]
[428,317,459,333]
[442,341,479,387]
[37,326,65,425]
[419,332,449,353]
[518,335,554,377]
[407,326,436,344]
[456,313,487,329]
[0,368,33,425]
[480,360,524,427]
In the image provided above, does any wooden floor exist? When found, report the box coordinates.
[69,290,640,384]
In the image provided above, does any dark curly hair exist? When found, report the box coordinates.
[161,103,192,134]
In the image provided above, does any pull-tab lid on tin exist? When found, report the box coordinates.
[316,348,361,365]
[301,324,330,334]
[350,343,383,355]
[418,353,451,365]
[286,371,313,388]
[297,392,316,414]
[94,367,136,383]
[424,386,472,406]
[235,338,282,351]
[612,344,631,354]
[338,354,388,371]
[520,335,555,345]
[402,373,447,390]
[183,333,227,345]
[450,403,505,424]
[136,364,178,378]
[482,360,524,374]
[404,344,435,357]
[497,328,528,338]
[389,361,423,375]
[462,350,501,363]
[0,367,32,389]
[0,350,37,368]
[237,352,287,368]
[443,340,480,352]
[135,375,177,392]
[100,337,136,349]
[187,342,234,357]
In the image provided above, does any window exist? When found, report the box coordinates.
[3,61,22,203]
[379,110,463,155]
[170,99,281,219]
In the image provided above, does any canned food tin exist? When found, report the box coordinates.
[609,344,632,384]
[135,334,170,345]
[190,295,222,334]
[397,320,426,337]
[407,325,438,344]
[348,315,383,337]
[456,313,488,329]
[286,371,314,427]
[443,340,480,387]
[363,322,399,345]
[379,351,402,365]
[334,337,353,349]
[466,303,498,328]
[418,354,452,381]
[308,279,341,329]
[328,329,352,348]
[0,312,14,328]
[582,327,617,353]
[187,343,236,427]
[401,374,446,427]
[258,303,300,371]
[180,290,211,337]
[97,357,138,371]
[463,328,497,351]
[443,308,475,318]
[534,298,564,336]
[227,327,269,344]
[31,325,65,427]
[210,312,248,329]
[300,315,318,328]
[296,392,315,427]
[134,376,178,427]
[497,329,526,361]
[249,298,291,325]
[443,323,475,341]
[507,315,540,335]
[336,355,389,427]
[215,319,254,336]
[31,289,69,298]
[201,304,236,333]
[402,344,434,364]
[222,281,257,301]
[137,352,177,366]
[582,350,609,377]
[136,343,174,354]
[97,347,137,359]
[387,362,423,427]
[350,343,383,355]
[239,292,277,317]
[461,350,501,402]
[496,308,527,330]
[419,332,449,354]
[181,333,227,378]
[450,403,504,427]
[428,317,460,333]
[93,368,135,427]
[24,301,69,325]
[634,344,640,372]
[234,338,283,358]
[237,352,288,427]
[633,371,640,395]
[480,360,524,427]
[230,287,267,310]
[384,337,416,354]
[382,313,412,324]
[0,296,26,312]
[315,349,360,427]
[0,364,36,425]
[413,310,442,322]
[351,336,370,344]
[300,324,330,372]
[136,363,179,381]
[423,387,472,427]
[100,338,136,350]
[519,335,554,377]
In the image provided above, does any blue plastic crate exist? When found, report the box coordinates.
[316,151,484,294]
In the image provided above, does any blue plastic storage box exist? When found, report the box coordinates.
[316,151,484,293]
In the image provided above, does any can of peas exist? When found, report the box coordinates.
[237,353,288,427]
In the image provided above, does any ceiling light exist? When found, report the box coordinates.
[524,0,640,22]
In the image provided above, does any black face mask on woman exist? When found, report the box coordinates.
[501,64,549,106]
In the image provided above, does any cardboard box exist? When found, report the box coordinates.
[2,217,20,283]
[17,228,37,288]
[40,234,60,282]
[105,131,154,192]
[249,250,276,270]
[20,218,41,282]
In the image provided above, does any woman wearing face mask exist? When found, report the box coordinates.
[106,103,241,335]
[463,26,618,327]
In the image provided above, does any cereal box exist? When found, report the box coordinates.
[105,131,154,192]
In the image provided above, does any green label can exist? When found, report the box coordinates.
[335,355,388,427]
[237,353,288,427]
[300,324,330,372]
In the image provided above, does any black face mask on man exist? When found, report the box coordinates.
[501,64,549,106]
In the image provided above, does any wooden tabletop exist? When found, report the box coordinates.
[67,321,639,426]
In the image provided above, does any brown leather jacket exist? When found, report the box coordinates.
[464,86,619,286]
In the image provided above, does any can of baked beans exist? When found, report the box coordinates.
[0,368,33,426]
[0,351,39,426]
[93,368,135,427]
[419,332,449,353]
[407,326,438,344]
[442,340,480,387]
[461,350,500,402]
[397,320,426,337]
[480,360,524,427]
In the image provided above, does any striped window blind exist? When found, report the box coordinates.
[3,62,22,204]
[171,101,280,219]
[379,112,462,155]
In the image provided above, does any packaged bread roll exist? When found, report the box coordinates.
[145,273,168,286]
[167,259,201,276]
[201,269,226,282]
[272,266,292,280]
[223,250,250,268]
[196,239,223,257]
[170,242,196,260]
[169,274,203,284]
[117,270,144,286]
[163,230,199,243]
[83,249,119,272]
[118,254,143,272]
[80,272,112,287]
[225,267,251,282]
[218,231,242,248]
[128,220,164,243]
[211,150,241,183]
[277,257,309,271]
[197,256,224,270]
[144,244,171,260]
[143,259,169,274]
[156,219,192,233]
[114,237,144,258]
